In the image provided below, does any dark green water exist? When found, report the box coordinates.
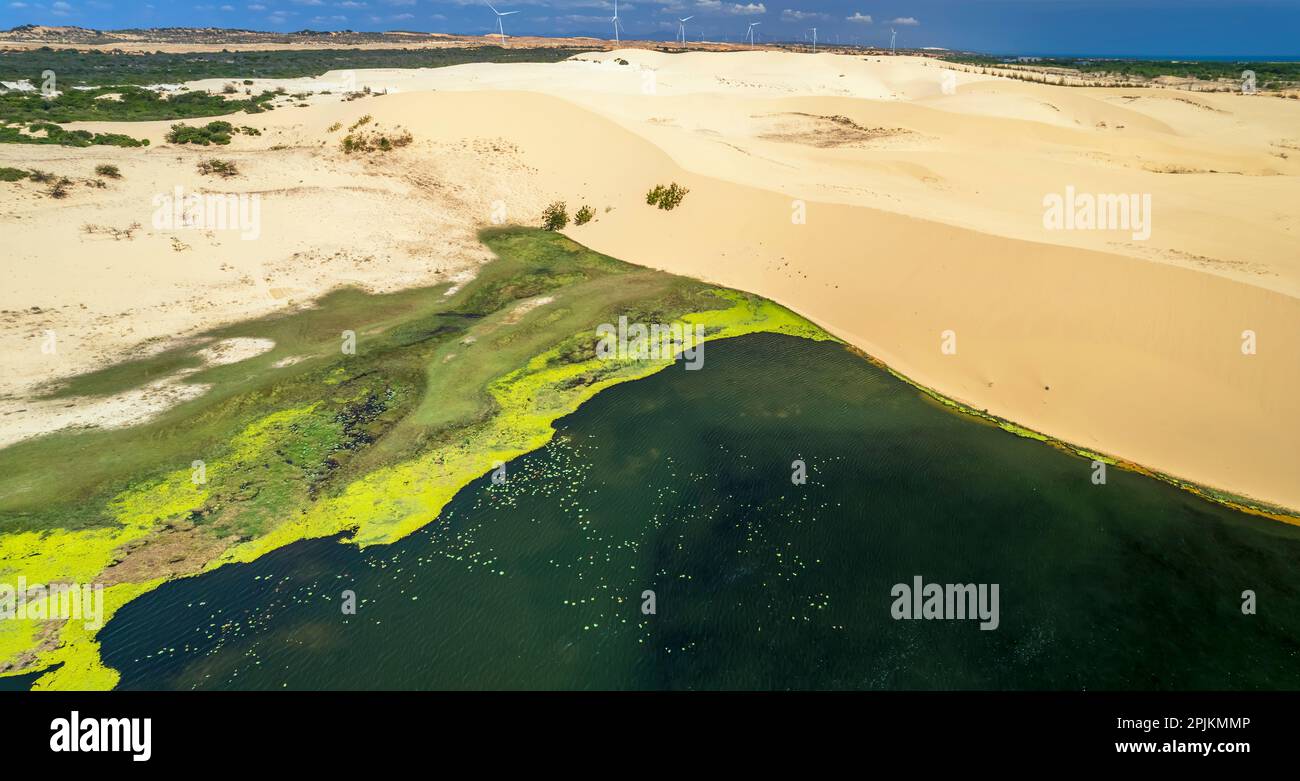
[98,334,1300,690]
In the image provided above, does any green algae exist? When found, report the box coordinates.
[0,228,834,689]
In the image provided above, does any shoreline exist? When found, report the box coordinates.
[844,346,1300,526]
[6,302,1292,688]
[0,230,833,689]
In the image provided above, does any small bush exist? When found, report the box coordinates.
[645,182,689,210]
[94,163,121,179]
[348,114,373,132]
[574,205,594,225]
[47,177,72,198]
[0,166,26,182]
[541,201,569,231]
[166,120,234,146]
[28,169,56,183]
[340,128,412,154]
[197,158,239,177]
[327,121,342,133]
[222,83,238,95]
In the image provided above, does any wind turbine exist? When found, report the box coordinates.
[610,0,624,45]
[809,27,817,53]
[745,21,760,50]
[677,15,693,46]
[890,27,896,54]
[484,2,518,46]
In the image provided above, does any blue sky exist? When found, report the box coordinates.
[3,1,1299,57]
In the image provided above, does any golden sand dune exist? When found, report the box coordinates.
[1,50,1296,512]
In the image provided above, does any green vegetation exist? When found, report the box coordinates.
[0,46,592,147]
[0,46,592,88]
[939,55,1300,91]
[0,227,832,688]
[646,182,689,210]
[93,164,121,179]
[197,158,239,177]
[166,120,234,145]
[0,166,25,182]
[541,201,569,231]
[0,84,277,125]
[339,125,413,153]
[574,205,594,225]
[0,122,149,147]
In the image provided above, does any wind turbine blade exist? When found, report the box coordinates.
[500,10,518,15]
[485,1,499,13]
[683,15,693,21]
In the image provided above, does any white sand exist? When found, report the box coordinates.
[2,50,1297,511]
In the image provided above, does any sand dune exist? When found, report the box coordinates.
[2,50,1296,513]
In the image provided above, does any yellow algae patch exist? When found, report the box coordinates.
[0,404,320,688]
[222,290,833,552]
[2,291,831,689]
[28,581,164,691]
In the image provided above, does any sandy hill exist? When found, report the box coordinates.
[1,49,1297,514]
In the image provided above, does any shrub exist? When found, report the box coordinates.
[28,169,56,183]
[47,177,71,198]
[166,120,234,145]
[348,114,373,132]
[646,182,689,210]
[0,166,26,182]
[541,201,568,231]
[0,122,148,148]
[340,128,412,154]
[574,205,594,225]
[94,163,121,179]
[327,121,342,133]
[222,83,238,95]
[197,158,239,177]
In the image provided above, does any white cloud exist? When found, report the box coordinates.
[888,17,919,26]
[781,9,825,22]
[695,0,763,14]
[846,12,871,24]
